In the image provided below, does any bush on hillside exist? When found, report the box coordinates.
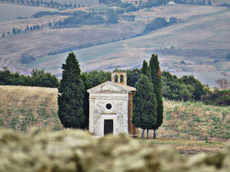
[20,53,35,64]
[226,53,230,60]
[201,89,230,106]
[57,13,104,27]
[143,17,170,34]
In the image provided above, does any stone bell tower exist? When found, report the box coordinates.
[111,72,127,85]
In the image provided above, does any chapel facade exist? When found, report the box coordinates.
[87,72,138,137]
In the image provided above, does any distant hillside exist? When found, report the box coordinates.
[1,4,230,85]
[0,3,57,22]
[0,16,67,35]
[23,6,230,85]
[1,85,230,142]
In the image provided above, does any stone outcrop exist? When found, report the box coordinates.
[0,128,229,172]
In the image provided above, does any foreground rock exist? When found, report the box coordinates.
[0,128,229,172]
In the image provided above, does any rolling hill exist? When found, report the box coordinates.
[0,4,230,86]
[0,3,57,22]
[17,5,230,85]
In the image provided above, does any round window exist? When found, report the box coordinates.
[106,103,112,110]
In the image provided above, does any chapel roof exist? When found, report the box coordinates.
[87,81,136,93]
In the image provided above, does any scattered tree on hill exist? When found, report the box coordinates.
[216,78,230,89]
[106,9,119,24]
[20,53,35,64]
[58,52,85,129]
[143,17,170,34]
[226,53,230,61]
[169,17,177,25]
[132,75,157,139]
[208,0,211,5]
[149,54,163,139]
[180,75,205,100]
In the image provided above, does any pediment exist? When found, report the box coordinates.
[87,81,130,93]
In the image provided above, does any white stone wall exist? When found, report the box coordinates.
[89,92,129,137]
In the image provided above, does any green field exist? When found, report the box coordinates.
[0,3,57,22]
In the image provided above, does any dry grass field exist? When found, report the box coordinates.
[0,86,62,131]
[127,5,227,20]
[0,22,145,74]
[0,85,229,156]
[0,3,57,22]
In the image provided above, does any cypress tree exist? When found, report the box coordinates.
[58,52,85,128]
[141,60,150,78]
[132,75,157,139]
[141,60,151,138]
[149,54,163,139]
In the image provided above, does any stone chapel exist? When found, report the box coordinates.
[87,72,139,137]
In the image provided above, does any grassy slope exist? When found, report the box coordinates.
[0,86,62,131]
[0,16,67,35]
[0,3,57,22]
[24,5,230,85]
[158,99,230,141]
[0,22,145,74]
[126,5,227,20]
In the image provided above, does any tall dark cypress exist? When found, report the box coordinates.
[132,75,157,139]
[58,52,85,128]
[149,54,163,139]
[142,60,151,78]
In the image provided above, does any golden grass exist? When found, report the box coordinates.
[0,85,61,131]
[156,100,230,141]
[126,5,227,20]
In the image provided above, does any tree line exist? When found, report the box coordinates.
[2,23,51,38]
[2,57,229,107]
[0,67,59,88]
